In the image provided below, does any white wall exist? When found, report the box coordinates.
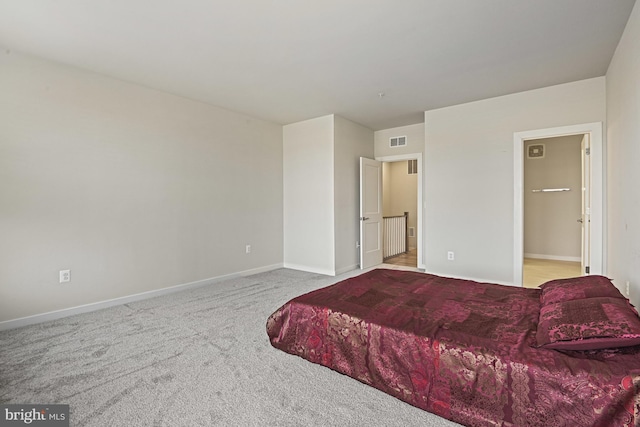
[334,116,374,274]
[375,123,424,157]
[524,135,582,260]
[606,1,640,305]
[0,51,283,323]
[283,115,335,274]
[424,77,606,284]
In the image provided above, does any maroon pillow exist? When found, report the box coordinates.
[536,297,640,350]
[540,275,624,306]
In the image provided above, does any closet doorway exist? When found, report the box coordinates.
[522,135,584,287]
[513,123,603,288]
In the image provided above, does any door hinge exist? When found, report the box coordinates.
[585,147,590,155]
[585,266,590,274]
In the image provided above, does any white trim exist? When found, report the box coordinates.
[375,154,419,162]
[335,264,359,275]
[0,263,283,331]
[513,122,604,287]
[524,253,582,263]
[283,263,337,276]
[376,153,424,270]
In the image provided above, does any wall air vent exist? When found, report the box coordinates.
[390,136,407,147]
[527,144,545,159]
[407,159,418,174]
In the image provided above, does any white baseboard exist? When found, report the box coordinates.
[283,263,337,276]
[335,264,359,276]
[524,253,581,263]
[0,263,283,331]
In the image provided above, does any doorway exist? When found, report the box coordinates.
[513,123,603,287]
[382,160,418,268]
[359,154,423,270]
[377,154,423,270]
[522,135,584,287]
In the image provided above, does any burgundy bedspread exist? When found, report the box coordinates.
[267,269,640,427]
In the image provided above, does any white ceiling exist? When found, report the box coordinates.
[0,0,635,130]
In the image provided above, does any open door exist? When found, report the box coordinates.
[359,157,383,269]
[581,134,591,275]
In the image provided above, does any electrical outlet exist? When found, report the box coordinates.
[245,245,251,254]
[59,269,70,283]
[447,251,454,261]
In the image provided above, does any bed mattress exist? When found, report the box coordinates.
[267,269,640,426]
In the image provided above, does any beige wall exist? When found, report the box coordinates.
[524,135,582,260]
[607,1,640,304]
[382,162,392,215]
[424,77,606,284]
[0,51,283,323]
[382,161,418,248]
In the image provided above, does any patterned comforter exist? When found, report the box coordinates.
[266,269,640,426]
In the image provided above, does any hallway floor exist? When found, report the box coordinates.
[384,248,417,268]
[381,254,582,289]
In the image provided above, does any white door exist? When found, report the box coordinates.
[581,134,591,275]
[359,157,383,269]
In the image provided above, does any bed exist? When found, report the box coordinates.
[266,269,640,427]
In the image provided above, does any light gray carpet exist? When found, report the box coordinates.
[0,268,460,426]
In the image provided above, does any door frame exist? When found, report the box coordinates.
[375,153,424,270]
[580,134,591,274]
[513,122,604,286]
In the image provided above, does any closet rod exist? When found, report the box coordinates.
[531,188,571,193]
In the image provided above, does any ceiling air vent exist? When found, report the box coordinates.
[390,136,407,147]
[527,144,545,159]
